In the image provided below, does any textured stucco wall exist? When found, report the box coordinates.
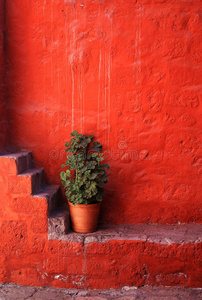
[5,0,202,224]
[0,0,6,151]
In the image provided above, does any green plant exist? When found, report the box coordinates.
[60,131,110,205]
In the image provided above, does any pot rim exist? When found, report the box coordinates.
[68,201,101,207]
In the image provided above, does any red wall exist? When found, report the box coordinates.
[6,0,202,224]
[0,0,6,151]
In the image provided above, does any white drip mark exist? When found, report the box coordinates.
[57,37,60,106]
[70,26,76,132]
[82,69,85,133]
[80,68,84,133]
[79,69,82,132]
[51,0,53,87]
[65,3,68,132]
[137,3,142,153]
[57,242,59,273]
[57,8,60,137]
[71,64,75,131]
[43,0,46,143]
[107,16,112,147]
[104,45,107,145]
[43,0,46,49]
[65,6,68,85]
[97,48,102,131]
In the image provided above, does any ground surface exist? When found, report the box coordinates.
[0,284,201,300]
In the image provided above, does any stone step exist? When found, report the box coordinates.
[33,185,61,214]
[48,207,70,235]
[0,284,201,300]
[0,151,32,175]
[48,223,202,244]
[14,151,33,174]
[18,168,45,194]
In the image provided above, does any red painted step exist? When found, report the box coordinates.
[0,151,70,231]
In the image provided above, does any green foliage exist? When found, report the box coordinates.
[60,131,110,205]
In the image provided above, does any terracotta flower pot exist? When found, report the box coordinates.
[68,201,101,233]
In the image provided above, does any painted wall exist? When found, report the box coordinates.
[6,0,202,224]
[0,0,6,151]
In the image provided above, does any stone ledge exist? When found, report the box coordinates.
[0,283,201,300]
[0,151,32,174]
[48,223,202,244]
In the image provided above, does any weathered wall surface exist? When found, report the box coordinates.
[0,0,6,151]
[6,0,202,224]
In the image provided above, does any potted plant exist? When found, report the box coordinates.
[60,131,110,233]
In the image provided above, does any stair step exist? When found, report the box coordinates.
[33,185,61,214]
[48,207,70,235]
[0,151,32,174]
[19,168,45,194]
[14,151,33,173]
